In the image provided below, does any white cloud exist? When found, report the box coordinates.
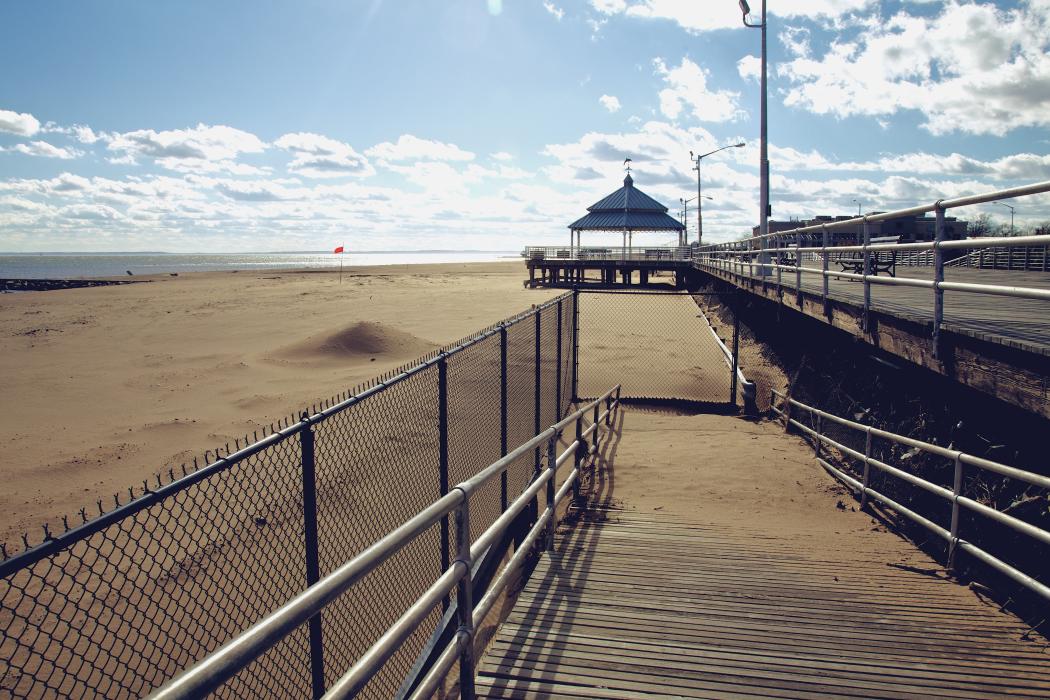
[778,1,1050,136]
[1,140,81,159]
[0,109,41,137]
[366,134,475,162]
[274,132,374,178]
[599,94,622,113]
[737,55,760,82]
[108,123,265,161]
[491,151,514,161]
[587,0,875,33]
[654,58,744,123]
[543,1,565,20]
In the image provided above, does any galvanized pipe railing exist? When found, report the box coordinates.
[695,304,756,414]
[149,385,623,700]
[523,245,693,262]
[693,180,1050,352]
[770,389,1050,603]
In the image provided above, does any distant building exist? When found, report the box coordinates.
[752,214,968,243]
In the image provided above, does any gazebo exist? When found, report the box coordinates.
[567,173,685,257]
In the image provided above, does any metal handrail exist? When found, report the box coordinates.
[522,245,693,262]
[694,305,756,414]
[698,180,1050,245]
[692,180,1050,352]
[150,385,623,700]
[770,389,1050,603]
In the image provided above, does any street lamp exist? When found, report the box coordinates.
[689,142,744,245]
[739,0,768,274]
[995,201,1016,235]
[852,199,861,216]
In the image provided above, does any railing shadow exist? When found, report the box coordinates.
[477,405,625,695]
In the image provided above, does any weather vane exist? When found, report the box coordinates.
[623,157,632,174]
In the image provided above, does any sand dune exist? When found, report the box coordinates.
[272,321,437,365]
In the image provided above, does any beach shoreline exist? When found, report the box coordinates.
[0,260,552,547]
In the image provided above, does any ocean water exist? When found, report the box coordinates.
[0,251,520,279]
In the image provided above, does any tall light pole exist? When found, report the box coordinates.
[690,142,744,245]
[739,0,767,274]
[680,195,701,246]
[852,199,861,216]
[995,201,1016,235]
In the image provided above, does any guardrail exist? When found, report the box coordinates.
[150,386,623,700]
[693,180,1050,353]
[945,243,1050,271]
[694,304,756,414]
[523,246,693,263]
[771,390,1050,604]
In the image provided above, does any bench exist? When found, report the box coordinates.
[833,235,899,277]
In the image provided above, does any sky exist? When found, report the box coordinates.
[1,0,1049,252]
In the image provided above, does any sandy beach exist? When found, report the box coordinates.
[0,261,559,547]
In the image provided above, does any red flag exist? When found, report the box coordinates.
[333,246,344,254]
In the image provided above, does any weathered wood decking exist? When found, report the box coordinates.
[478,509,1049,699]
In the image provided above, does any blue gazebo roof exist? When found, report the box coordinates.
[568,174,685,232]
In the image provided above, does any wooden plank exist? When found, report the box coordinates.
[476,511,1050,699]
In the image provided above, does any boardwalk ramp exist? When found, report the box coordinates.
[477,410,1049,699]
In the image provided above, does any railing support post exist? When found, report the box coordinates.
[573,416,583,505]
[948,453,963,571]
[775,233,783,301]
[592,403,600,455]
[932,204,945,360]
[437,355,451,611]
[499,325,508,512]
[454,500,475,700]
[730,305,740,408]
[860,427,872,510]
[821,226,830,318]
[298,414,326,700]
[545,435,558,551]
[862,219,872,334]
[795,234,802,307]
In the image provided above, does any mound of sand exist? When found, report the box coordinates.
[274,320,438,364]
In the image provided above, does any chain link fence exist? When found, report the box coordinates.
[575,290,734,406]
[0,293,576,700]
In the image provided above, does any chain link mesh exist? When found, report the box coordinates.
[576,291,732,404]
[0,293,575,699]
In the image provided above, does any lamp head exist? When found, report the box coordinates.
[739,0,751,17]
[689,150,694,159]
[734,142,745,147]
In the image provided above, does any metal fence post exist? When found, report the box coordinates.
[861,427,872,510]
[555,298,563,419]
[571,287,580,402]
[730,306,740,407]
[298,415,325,700]
[862,219,871,334]
[437,354,451,608]
[775,233,783,301]
[545,435,558,551]
[532,311,542,525]
[454,499,475,700]
[499,325,508,512]
[821,225,830,318]
[932,204,945,360]
[948,453,963,571]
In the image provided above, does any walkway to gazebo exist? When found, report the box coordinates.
[524,173,691,288]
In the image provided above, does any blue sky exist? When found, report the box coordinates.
[1,0,1048,251]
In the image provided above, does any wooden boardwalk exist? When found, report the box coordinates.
[709,265,1050,355]
[478,509,1050,699]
